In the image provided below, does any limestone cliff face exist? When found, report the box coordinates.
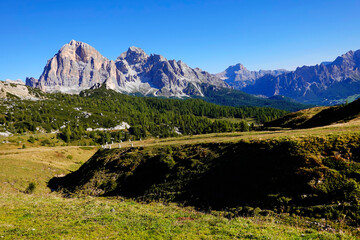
[29,40,121,94]
[27,40,227,97]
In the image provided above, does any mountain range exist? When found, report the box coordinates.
[26,40,227,97]
[215,64,288,89]
[25,40,360,106]
[220,51,360,105]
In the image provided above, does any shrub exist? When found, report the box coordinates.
[22,144,26,149]
[40,139,51,146]
[28,136,36,143]
[79,146,94,150]
[25,182,36,194]
[66,155,73,160]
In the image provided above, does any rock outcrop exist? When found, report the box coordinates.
[0,79,40,100]
[27,40,227,97]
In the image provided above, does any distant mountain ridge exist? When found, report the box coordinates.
[219,50,360,105]
[25,40,358,108]
[26,40,227,97]
[215,63,288,89]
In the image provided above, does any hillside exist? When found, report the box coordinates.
[0,88,288,142]
[198,84,310,112]
[49,131,360,227]
[1,136,352,239]
[2,117,360,237]
[265,97,360,129]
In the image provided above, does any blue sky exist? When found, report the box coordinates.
[1,0,360,81]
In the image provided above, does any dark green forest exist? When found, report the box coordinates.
[198,84,311,111]
[0,88,288,144]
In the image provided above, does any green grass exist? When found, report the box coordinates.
[266,97,360,129]
[1,129,360,238]
[0,193,353,239]
[50,132,360,227]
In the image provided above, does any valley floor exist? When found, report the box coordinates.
[1,124,360,239]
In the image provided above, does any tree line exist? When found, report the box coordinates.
[0,88,288,144]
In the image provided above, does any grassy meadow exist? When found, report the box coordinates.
[1,125,360,239]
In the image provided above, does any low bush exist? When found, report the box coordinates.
[25,182,36,194]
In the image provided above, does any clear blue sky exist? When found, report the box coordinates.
[1,0,360,81]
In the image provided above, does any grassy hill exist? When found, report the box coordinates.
[46,127,360,231]
[2,133,357,238]
[3,88,360,238]
[265,98,360,129]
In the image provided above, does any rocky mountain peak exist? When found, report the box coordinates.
[225,63,247,73]
[68,39,79,45]
[329,50,360,68]
[25,77,38,87]
[26,40,227,97]
[216,63,287,90]
[62,40,91,50]
[59,40,105,63]
[118,46,149,64]
[26,40,117,93]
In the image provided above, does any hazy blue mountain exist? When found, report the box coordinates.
[215,63,288,89]
[220,50,360,105]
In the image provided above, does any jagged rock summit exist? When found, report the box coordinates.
[27,40,227,97]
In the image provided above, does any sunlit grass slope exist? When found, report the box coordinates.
[1,125,360,239]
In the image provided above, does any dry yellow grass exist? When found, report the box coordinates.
[0,145,97,195]
[102,121,360,150]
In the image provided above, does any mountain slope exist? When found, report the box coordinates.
[0,87,289,138]
[49,133,360,226]
[197,84,311,112]
[265,97,360,128]
[26,40,228,97]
